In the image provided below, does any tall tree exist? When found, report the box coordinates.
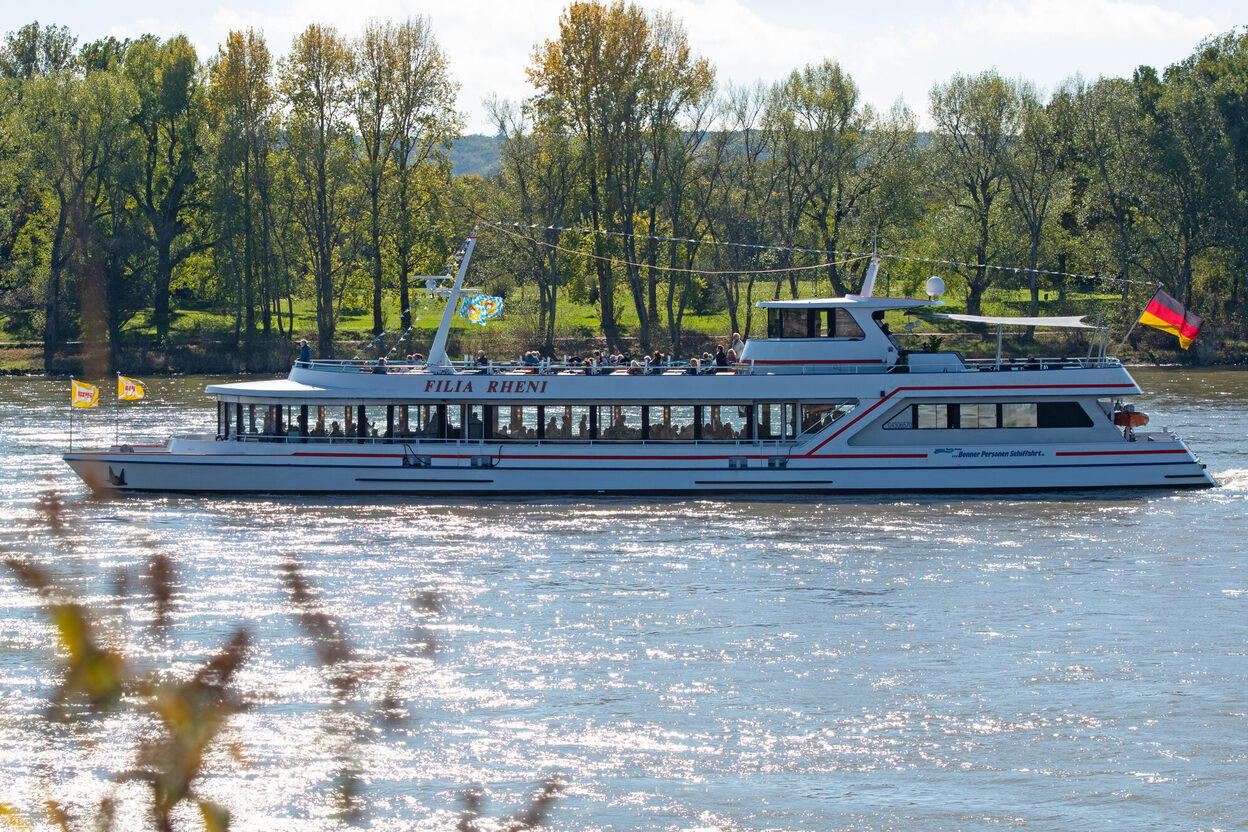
[280,23,355,358]
[1005,82,1066,319]
[0,21,75,80]
[929,71,1021,314]
[388,16,457,335]
[210,28,277,344]
[21,68,136,369]
[529,0,711,350]
[125,34,209,344]
[353,20,395,337]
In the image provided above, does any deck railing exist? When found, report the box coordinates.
[292,353,1123,376]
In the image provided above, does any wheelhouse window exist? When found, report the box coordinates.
[827,308,864,340]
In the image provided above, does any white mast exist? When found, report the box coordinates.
[858,254,881,297]
[424,229,478,369]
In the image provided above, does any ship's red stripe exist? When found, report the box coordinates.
[1055,449,1188,457]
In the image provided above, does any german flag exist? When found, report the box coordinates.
[1139,288,1202,349]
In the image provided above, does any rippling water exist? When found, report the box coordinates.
[2,369,1247,830]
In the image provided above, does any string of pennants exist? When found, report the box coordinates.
[70,375,145,408]
[483,219,1160,288]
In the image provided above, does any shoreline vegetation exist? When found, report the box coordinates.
[2,8,1248,377]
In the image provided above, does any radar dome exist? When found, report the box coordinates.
[925,276,946,298]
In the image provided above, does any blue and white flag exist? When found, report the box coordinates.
[459,294,504,325]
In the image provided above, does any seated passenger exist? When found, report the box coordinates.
[372,357,388,374]
[329,421,344,437]
[726,348,738,367]
[627,360,644,375]
[685,358,700,375]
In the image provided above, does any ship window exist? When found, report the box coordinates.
[800,401,857,434]
[915,403,948,429]
[780,309,812,338]
[828,308,865,340]
[646,405,696,440]
[703,404,750,441]
[596,405,642,440]
[1037,401,1093,428]
[958,403,998,429]
[493,405,540,440]
[756,403,796,440]
[544,405,591,440]
[465,405,485,439]
[1002,403,1037,428]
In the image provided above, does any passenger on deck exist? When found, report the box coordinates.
[475,349,489,366]
[627,360,644,375]
[329,421,343,437]
[297,339,312,367]
[731,332,745,355]
[726,348,738,367]
[715,345,728,369]
[686,358,700,375]
[372,357,388,374]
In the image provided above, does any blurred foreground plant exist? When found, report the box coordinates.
[2,490,561,830]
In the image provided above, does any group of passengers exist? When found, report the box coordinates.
[304,331,749,374]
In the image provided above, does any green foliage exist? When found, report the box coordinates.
[2,11,1248,366]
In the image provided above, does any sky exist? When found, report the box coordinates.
[3,0,1243,133]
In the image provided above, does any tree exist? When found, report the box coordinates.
[353,20,395,337]
[0,21,75,80]
[1005,82,1066,319]
[1069,76,1146,306]
[125,34,210,344]
[528,0,711,350]
[280,24,356,358]
[387,16,458,336]
[21,68,137,369]
[210,28,279,344]
[929,71,1021,314]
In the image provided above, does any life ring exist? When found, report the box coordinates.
[1112,411,1149,428]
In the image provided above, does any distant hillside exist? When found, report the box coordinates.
[450,134,502,178]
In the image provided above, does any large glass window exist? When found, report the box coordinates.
[1002,403,1037,428]
[915,403,948,429]
[828,308,865,339]
[883,401,1092,430]
[703,405,749,440]
[493,405,540,440]
[544,405,592,440]
[800,402,856,434]
[958,403,998,429]
[647,405,696,440]
[756,403,796,440]
[596,405,643,440]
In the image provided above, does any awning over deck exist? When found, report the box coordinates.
[920,313,1095,329]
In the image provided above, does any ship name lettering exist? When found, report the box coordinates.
[486,380,549,394]
[423,379,475,393]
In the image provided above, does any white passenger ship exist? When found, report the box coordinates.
[64,234,1214,494]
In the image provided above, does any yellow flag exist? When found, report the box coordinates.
[117,374,146,401]
[71,379,98,408]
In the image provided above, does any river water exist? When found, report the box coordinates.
[1,369,1246,831]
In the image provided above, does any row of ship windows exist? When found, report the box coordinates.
[217,401,858,443]
[882,402,1094,430]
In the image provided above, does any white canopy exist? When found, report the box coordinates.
[921,313,1095,329]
